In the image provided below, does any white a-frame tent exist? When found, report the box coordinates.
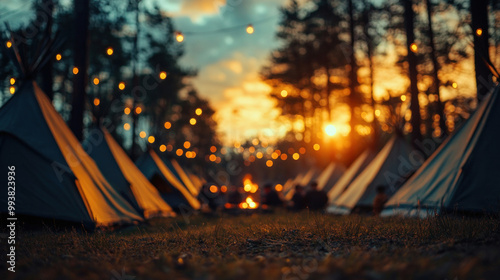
[84,127,176,218]
[0,82,143,227]
[136,150,201,211]
[328,135,421,214]
[383,88,500,216]
[326,149,375,211]
[317,162,345,193]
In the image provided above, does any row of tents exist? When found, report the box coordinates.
[0,80,205,228]
[283,86,500,216]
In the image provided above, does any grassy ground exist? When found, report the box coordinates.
[2,211,500,280]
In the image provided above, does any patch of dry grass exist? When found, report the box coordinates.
[2,212,500,279]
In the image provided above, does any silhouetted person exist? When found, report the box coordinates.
[373,185,388,216]
[227,186,242,207]
[262,183,283,207]
[305,181,328,211]
[290,185,306,211]
[198,184,219,211]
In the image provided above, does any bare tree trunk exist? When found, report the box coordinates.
[38,0,54,100]
[69,0,90,141]
[470,0,492,101]
[403,0,422,142]
[425,0,447,136]
[348,0,359,145]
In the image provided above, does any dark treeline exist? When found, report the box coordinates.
[0,0,221,173]
[261,0,499,167]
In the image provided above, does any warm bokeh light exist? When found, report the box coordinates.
[209,154,217,162]
[292,153,300,160]
[266,160,274,167]
[55,54,62,61]
[139,131,146,138]
[375,109,381,117]
[400,95,407,102]
[410,43,418,53]
[476,28,483,36]
[183,141,191,149]
[106,47,113,56]
[452,82,458,89]
[271,152,279,159]
[252,139,259,146]
[135,106,142,115]
[6,40,12,48]
[176,149,183,156]
[280,89,288,97]
[9,86,15,94]
[159,71,167,80]
[166,144,173,152]
[164,121,171,129]
[148,136,155,143]
[244,184,252,192]
[210,185,218,193]
[325,124,337,136]
[118,82,125,90]
[93,98,100,106]
[299,147,306,154]
[246,24,254,34]
[9,78,15,85]
[124,107,131,115]
[248,146,256,153]
[275,184,283,192]
[72,67,79,75]
[256,152,263,159]
[175,32,184,42]
[313,144,320,151]
[190,118,197,125]
[159,144,167,152]
[195,108,202,115]
[93,78,100,85]
[280,153,287,160]
[221,185,228,193]
[210,146,217,153]
[123,123,130,130]
[215,156,222,163]
[246,197,258,208]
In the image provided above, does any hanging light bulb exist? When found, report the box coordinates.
[106,47,114,56]
[175,32,184,42]
[246,24,254,34]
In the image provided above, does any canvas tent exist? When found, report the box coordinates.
[382,88,500,216]
[165,158,199,197]
[84,127,176,218]
[328,135,420,214]
[285,168,317,200]
[0,82,143,227]
[187,171,205,193]
[316,162,345,193]
[326,149,375,208]
[136,150,201,211]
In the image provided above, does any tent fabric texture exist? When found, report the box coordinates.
[84,127,176,219]
[316,163,345,193]
[326,149,375,211]
[328,135,421,214]
[284,168,317,200]
[382,88,500,216]
[0,82,143,227]
[136,150,201,211]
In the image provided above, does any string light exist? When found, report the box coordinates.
[176,149,184,156]
[148,136,155,143]
[195,108,202,115]
[139,131,146,138]
[313,144,320,151]
[56,54,62,61]
[159,71,167,80]
[280,90,288,97]
[183,141,191,149]
[9,78,15,85]
[164,121,171,129]
[123,123,131,130]
[410,43,418,53]
[292,153,300,160]
[266,160,273,167]
[246,24,254,34]
[175,31,184,42]
[93,77,100,85]
[106,47,114,56]
[189,118,197,125]
[93,98,100,106]
[400,95,407,102]
[452,82,458,89]
[124,107,131,115]
[6,40,12,48]
[118,82,125,90]
[159,144,167,152]
[476,28,483,36]
[72,67,79,75]
[135,106,142,115]
[9,86,15,94]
